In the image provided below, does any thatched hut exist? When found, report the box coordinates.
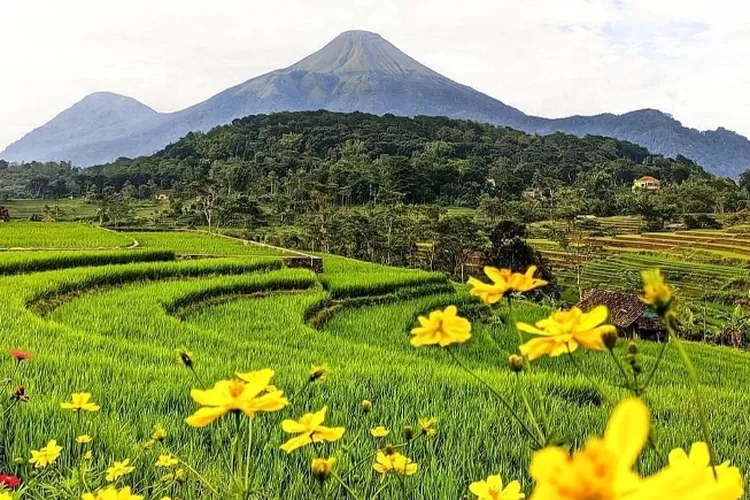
[577,290,666,341]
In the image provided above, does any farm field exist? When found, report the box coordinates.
[533,226,750,338]
[0,222,748,498]
[1,198,163,222]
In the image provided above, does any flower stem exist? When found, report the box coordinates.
[507,297,550,437]
[607,348,634,393]
[330,469,363,500]
[566,345,614,407]
[161,444,220,496]
[189,366,206,390]
[515,373,546,445]
[641,339,669,392]
[669,326,718,477]
[244,416,253,491]
[447,348,542,448]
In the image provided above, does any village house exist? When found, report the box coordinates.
[632,176,661,191]
[577,290,666,341]
[154,189,174,201]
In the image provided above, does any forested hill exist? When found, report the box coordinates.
[85,110,708,205]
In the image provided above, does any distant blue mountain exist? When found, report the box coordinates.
[3,30,749,177]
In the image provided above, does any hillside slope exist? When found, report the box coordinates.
[3,31,750,177]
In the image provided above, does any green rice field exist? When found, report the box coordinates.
[0,222,748,498]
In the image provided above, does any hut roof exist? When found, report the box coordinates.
[577,290,647,328]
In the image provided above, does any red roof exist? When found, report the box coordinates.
[637,176,660,182]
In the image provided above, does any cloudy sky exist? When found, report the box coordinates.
[1,0,748,150]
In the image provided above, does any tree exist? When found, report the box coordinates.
[478,194,505,224]
[740,169,750,191]
[484,221,558,298]
[433,216,486,281]
[548,221,603,300]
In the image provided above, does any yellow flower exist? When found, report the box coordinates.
[29,439,63,468]
[185,369,288,428]
[311,457,336,482]
[468,266,548,304]
[61,392,100,413]
[419,417,438,437]
[151,424,167,441]
[155,454,179,468]
[309,364,329,382]
[174,468,186,482]
[0,493,10,500]
[640,269,672,313]
[517,306,616,360]
[105,459,135,482]
[280,406,346,453]
[81,486,144,500]
[76,434,93,444]
[529,398,744,500]
[373,451,418,476]
[370,426,390,438]
[84,450,93,460]
[668,442,744,498]
[470,474,525,500]
[410,305,471,347]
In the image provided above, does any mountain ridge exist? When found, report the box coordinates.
[3,30,750,177]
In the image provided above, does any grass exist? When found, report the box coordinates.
[0,227,748,498]
[122,231,293,257]
[0,222,134,249]
[0,249,175,275]
[1,198,164,221]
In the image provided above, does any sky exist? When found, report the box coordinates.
[1,0,749,150]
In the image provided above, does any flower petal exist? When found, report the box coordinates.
[604,398,650,473]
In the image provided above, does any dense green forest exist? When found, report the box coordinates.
[3,111,734,207]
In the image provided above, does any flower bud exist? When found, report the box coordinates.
[360,400,372,413]
[383,444,397,456]
[176,348,194,368]
[602,330,618,350]
[11,385,29,403]
[627,341,638,354]
[508,354,525,373]
[311,457,336,482]
[309,364,329,382]
[403,425,415,440]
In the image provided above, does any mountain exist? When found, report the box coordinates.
[2,92,160,167]
[3,30,750,177]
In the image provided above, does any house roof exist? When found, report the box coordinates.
[577,290,647,328]
[636,176,660,182]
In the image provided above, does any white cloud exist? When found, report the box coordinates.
[1,0,748,150]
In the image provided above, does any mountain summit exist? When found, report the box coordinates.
[3,31,750,176]
[286,30,441,76]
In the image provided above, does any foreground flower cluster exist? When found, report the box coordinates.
[0,266,745,498]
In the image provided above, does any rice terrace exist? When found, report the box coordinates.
[0,218,746,499]
[4,4,750,498]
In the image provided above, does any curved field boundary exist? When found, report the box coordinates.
[320,271,449,299]
[23,258,282,316]
[165,273,318,319]
[0,249,175,275]
[304,281,457,329]
[194,230,313,258]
